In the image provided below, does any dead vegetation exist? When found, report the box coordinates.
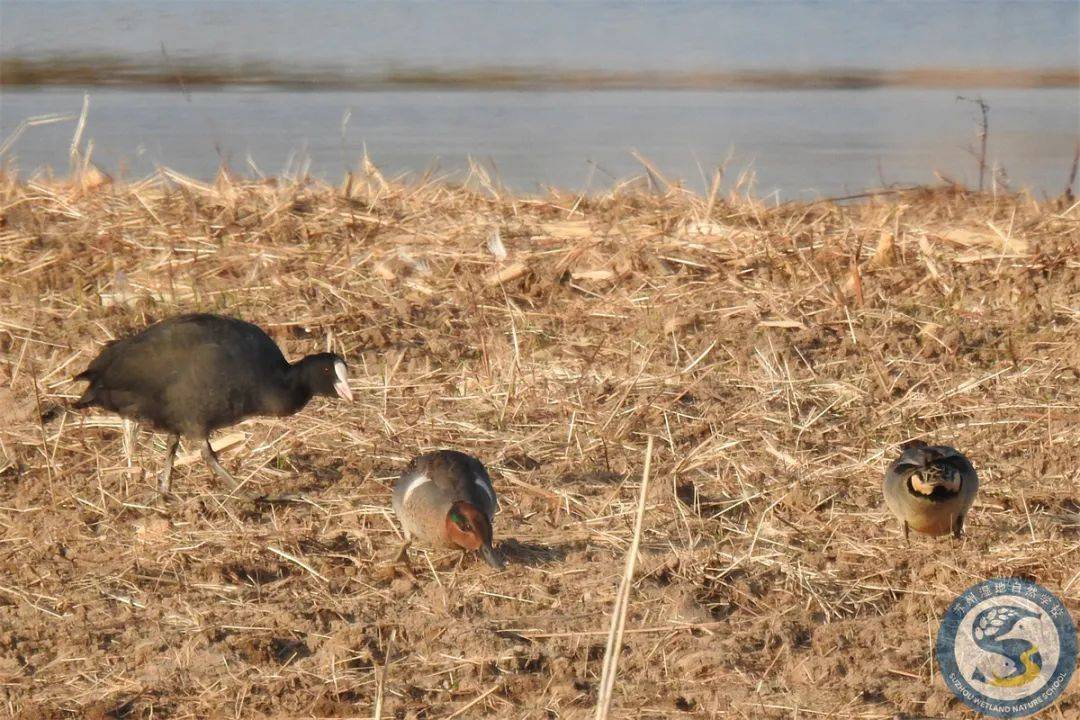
[0,166,1077,719]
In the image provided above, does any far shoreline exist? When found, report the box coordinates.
[2,58,1077,91]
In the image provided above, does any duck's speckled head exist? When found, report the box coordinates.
[891,444,969,500]
[909,463,963,495]
[445,501,505,570]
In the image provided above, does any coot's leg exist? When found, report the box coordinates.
[200,439,243,494]
[122,419,139,469]
[158,434,180,495]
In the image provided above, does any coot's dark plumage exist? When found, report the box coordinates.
[74,313,352,495]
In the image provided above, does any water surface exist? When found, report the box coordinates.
[3,87,1075,197]
[1,1,1076,196]
[3,0,1076,73]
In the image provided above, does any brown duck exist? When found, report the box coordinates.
[883,442,978,539]
[392,450,505,569]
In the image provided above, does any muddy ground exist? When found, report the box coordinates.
[0,172,1077,718]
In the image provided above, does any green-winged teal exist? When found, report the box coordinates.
[392,450,505,570]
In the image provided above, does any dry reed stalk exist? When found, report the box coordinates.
[595,436,653,720]
[484,261,529,287]
[372,628,394,720]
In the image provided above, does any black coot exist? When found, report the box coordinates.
[73,313,353,495]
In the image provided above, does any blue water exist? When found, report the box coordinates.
[2,1,1077,72]
[0,1,1077,195]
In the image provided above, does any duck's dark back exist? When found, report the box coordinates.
[397,450,498,519]
[76,314,290,437]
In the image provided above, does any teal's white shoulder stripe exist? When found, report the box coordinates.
[475,475,498,513]
[402,473,433,506]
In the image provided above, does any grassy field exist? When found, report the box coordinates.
[0,165,1077,719]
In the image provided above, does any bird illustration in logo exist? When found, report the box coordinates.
[971,605,1043,688]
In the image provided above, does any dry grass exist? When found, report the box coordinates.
[0,164,1077,719]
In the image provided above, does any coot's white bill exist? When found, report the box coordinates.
[333,359,353,401]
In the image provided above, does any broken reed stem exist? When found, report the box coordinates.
[266,545,327,583]
[373,628,395,720]
[445,682,501,719]
[68,92,90,174]
[594,435,653,720]
[27,352,56,502]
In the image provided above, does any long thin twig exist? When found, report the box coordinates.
[446,682,501,719]
[957,95,990,191]
[266,545,327,583]
[595,436,653,720]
